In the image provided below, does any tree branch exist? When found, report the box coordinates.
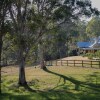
[8,4,17,29]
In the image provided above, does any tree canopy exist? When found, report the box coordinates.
[86,16,100,38]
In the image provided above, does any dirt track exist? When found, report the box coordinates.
[61,56,89,60]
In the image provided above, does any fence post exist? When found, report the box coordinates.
[74,60,75,67]
[50,61,52,66]
[49,61,50,66]
[82,60,83,67]
[91,61,92,68]
[56,60,57,66]
[51,60,53,66]
[67,60,68,66]
[61,60,62,66]
[45,61,48,66]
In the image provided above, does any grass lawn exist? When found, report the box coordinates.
[1,65,100,100]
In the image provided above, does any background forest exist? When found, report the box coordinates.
[2,17,100,66]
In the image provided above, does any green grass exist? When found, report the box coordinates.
[1,65,100,100]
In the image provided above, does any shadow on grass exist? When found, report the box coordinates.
[1,67,100,100]
[84,72,100,85]
[0,90,100,100]
[23,84,38,92]
[43,67,100,91]
[21,67,100,93]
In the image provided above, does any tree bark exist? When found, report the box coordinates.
[18,49,27,86]
[0,36,3,93]
[40,59,46,69]
[38,44,46,69]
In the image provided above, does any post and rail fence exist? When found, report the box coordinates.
[45,60,100,69]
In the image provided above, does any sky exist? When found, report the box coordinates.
[81,0,100,21]
[91,0,100,11]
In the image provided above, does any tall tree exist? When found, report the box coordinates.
[8,0,50,85]
[8,0,34,86]
[0,0,10,93]
[78,21,87,41]
[86,16,100,38]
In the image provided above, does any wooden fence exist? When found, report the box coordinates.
[45,60,100,69]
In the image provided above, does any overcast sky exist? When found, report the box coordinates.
[81,0,100,21]
[91,0,100,11]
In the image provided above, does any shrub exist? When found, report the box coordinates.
[83,53,95,59]
[95,50,100,58]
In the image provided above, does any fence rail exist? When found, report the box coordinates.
[46,60,100,69]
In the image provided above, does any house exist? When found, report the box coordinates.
[77,36,100,54]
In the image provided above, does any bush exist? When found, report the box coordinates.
[95,50,100,58]
[83,50,100,59]
[83,53,95,59]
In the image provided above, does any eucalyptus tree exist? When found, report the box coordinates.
[86,16,100,38]
[7,0,50,85]
[1,33,16,66]
[8,0,35,86]
[0,0,11,93]
[76,20,87,41]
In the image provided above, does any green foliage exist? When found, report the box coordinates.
[86,17,100,38]
[1,33,17,65]
[95,50,100,58]
[76,20,88,41]
[83,50,100,59]
[83,53,95,59]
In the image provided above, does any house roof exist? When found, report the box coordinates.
[77,36,100,49]
[77,42,91,48]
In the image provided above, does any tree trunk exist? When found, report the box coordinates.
[40,59,46,69]
[0,36,3,94]
[18,49,27,86]
[38,44,46,69]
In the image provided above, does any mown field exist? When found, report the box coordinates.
[1,64,100,100]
